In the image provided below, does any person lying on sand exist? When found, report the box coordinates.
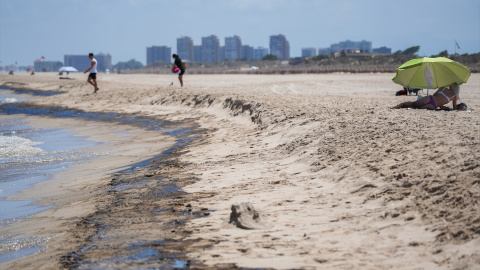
[394,83,459,110]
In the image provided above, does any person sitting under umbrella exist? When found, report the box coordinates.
[393,83,459,110]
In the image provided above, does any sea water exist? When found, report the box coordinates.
[0,91,100,262]
[0,117,99,220]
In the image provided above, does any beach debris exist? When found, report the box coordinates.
[315,258,328,264]
[457,103,468,111]
[229,202,272,230]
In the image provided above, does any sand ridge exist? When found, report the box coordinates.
[1,73,479,269]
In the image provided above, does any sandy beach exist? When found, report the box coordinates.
[1,72,479,269]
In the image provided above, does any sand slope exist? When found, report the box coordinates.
[1,73,479,269]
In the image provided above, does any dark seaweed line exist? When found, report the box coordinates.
[60,128,205,269]
[0,86,66,96]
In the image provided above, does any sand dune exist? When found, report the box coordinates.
[1,72,479,269]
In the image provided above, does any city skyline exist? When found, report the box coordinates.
[1,0,479,66]
[148,34,291,64]
[0,33,464,70]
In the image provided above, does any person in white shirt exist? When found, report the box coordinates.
[84,53,99,93]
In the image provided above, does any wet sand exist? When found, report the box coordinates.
[0,110,177,269]
[1,72,479,269]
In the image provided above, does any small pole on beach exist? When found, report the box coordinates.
[424,64,434,96]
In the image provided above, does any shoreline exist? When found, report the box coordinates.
[1,73,479,269]
[0,105,181,269]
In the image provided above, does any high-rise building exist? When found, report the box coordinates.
[301,48,317,57]
[201,35,220,63]
[253,47,269,60]
[194,45,202,63]
[65,53,112,72]
[330,40,372,53]
[318,48,333,56]
[64,55,91,71]
[224,35,242,61]
[358,40,372,53]
[270,34,290,60]
[146,46,171,65]
[95,53,112,71]
[373,46,392,54]
[177,36,194,62]
[242,45,254,61]
[34,60,63,72]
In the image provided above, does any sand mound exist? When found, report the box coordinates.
[229,202,273,230]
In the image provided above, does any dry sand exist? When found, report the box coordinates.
[1,72,479,269]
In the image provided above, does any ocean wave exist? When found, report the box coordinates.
[0,135,45,158]
[0,97,18,104]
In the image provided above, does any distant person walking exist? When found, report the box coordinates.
[172,54,185,87]
[84,53,99,93]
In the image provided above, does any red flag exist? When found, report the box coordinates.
[41,56,45,59]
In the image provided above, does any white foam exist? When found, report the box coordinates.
[0,135,45,159]
[0,97,18,104]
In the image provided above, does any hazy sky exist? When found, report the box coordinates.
[1,0,479,66]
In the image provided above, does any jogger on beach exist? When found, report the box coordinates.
[172,54,185,87]
[84,53,99,93]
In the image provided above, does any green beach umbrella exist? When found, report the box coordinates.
[392,57,471,95]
